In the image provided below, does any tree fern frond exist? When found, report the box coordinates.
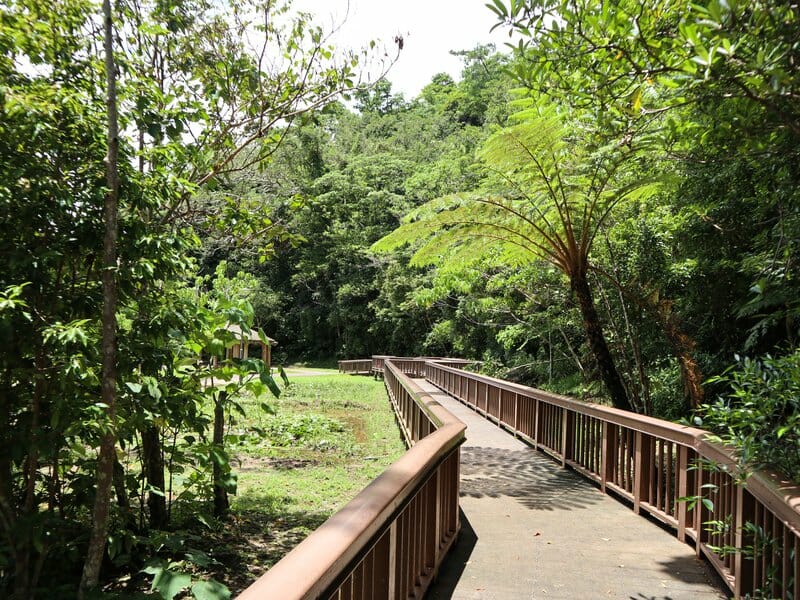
[372,101,661,293]
[403,193,471,222]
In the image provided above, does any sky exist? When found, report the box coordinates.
[293,0,513,99]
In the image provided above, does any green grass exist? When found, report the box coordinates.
[231,374,405,514]
[205,373,406,593]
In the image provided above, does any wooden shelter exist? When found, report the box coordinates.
[224,324,277,367]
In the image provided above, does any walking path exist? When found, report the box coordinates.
[417,380,729,600]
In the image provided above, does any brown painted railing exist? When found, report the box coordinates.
[371,355,392,375]
[238,360,465,600]
[371,356,473,378]
[338,359,373,374]
[424,360,800,599]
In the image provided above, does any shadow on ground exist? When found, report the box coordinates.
[459,446,606,511]
[631,553,731,599]
[426,510,478,599]
[198,488,331,595]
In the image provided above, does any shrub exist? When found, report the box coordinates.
[699,350,800,484]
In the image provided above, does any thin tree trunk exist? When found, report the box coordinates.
[557,326,586,377]
[213,391,229,517]
[112,455,136,533]
[655,301,704,411]
[112,457,128,511]
[591,262,704,413]
[594,275,641,412]
[571,271,632,412]
[79,0,119,592]
[141,426,167,529]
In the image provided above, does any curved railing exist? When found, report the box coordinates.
[424,360,800,599]
[373,356,473,378]
[238,359,465,599]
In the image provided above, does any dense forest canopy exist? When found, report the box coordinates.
[1,0,798,596]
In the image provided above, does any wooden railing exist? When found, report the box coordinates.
[371,355,393,375]
[371,356,473,378]
[338,359,373,374]
[424,360,800,599]
[238,360,465,600]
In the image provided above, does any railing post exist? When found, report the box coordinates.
[434,468,442,568]
[497,389,503,425]
[601,422,615,493]
[388,521,397,599]
[454,448,461,535]
[733,486,756,598]
[533,397,539,447]
[561,409,574,467]
[694,464,707,558]
[634,432,653,515]
[513,393,519,436]
[676,445,689,542]
[371,525,395,600]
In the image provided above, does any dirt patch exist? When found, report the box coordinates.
[340,414,367,443]
[238,456,319,472]
[199,508,331,595]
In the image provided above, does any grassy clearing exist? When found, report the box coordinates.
[202,372,405,593]
[233,372,405,513]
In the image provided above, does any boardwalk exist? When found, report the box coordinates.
[418,380,729,600]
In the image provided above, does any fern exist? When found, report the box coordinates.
[372,105,668,289]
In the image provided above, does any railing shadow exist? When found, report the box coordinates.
[425,510,478,599]
[643,554,732,598]
[459,446,606,512]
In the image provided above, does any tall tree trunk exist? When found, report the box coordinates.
[141,426,167,529]
[571,271,633,412]
[212,391,229,517]
[79,0,119,592]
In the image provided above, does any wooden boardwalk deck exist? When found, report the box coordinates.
[417,379,729,600]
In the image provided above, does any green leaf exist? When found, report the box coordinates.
[259,371,281,398]
[143,560,191,600]
[257,328,272,346]
[126,382,143,394]
[485,0,508,18]
[195,513,213,530]
[142,559,167,576]
[221,471,238,493]
[278,365,290,387]
[185,549,215,568]
[192,580,231,600]
[147,380,162,400]
[209,446,229,467]
[701,498,714,512]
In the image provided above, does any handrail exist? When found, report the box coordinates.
[371,356,474,378]
[424,360,800,599]
[238,359,465,599]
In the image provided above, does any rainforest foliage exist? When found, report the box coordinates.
[1,0,799,596]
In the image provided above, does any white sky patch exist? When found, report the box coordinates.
[292,0,515,99]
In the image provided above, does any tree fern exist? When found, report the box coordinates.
[373,103,667,411]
